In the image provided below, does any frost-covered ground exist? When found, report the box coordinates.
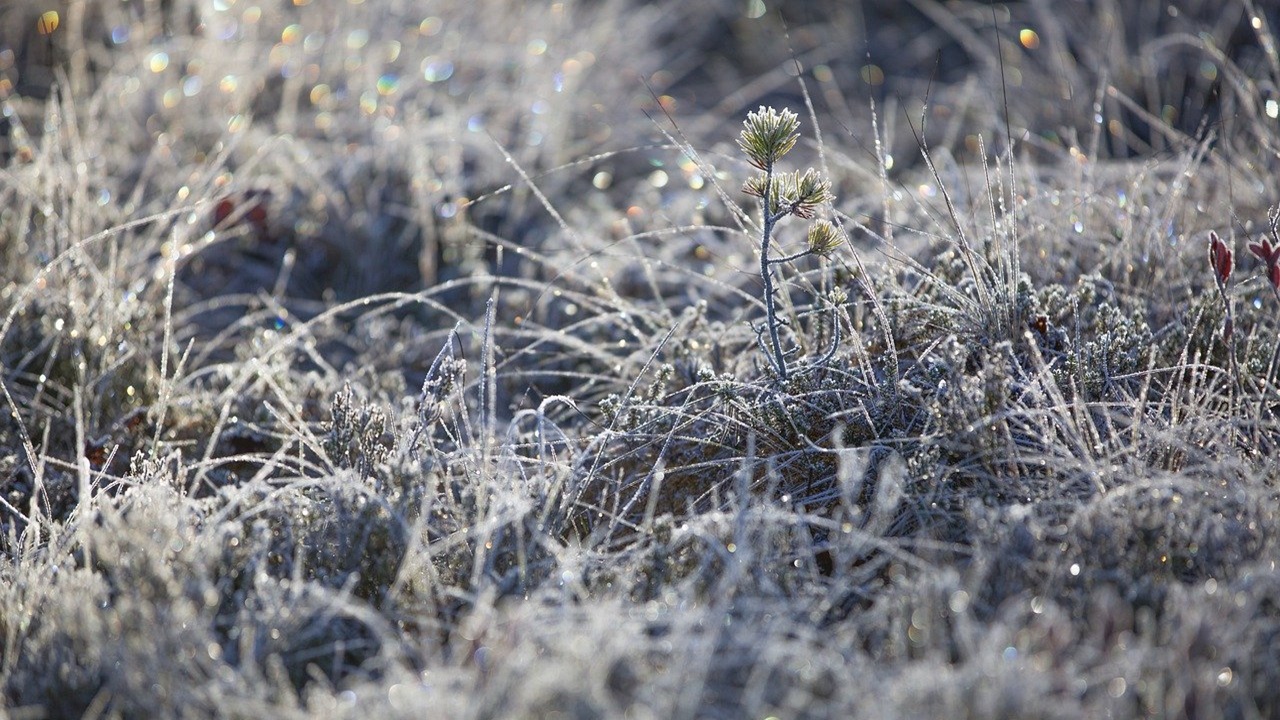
[2,1,1280,717]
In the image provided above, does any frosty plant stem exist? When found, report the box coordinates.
[738,106,843,381]
[1208,230,1234,340]
[1208,230,1241,390]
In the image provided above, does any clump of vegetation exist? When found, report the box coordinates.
[3,1,1280,718]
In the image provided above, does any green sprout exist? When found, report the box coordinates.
[738,106,844,381]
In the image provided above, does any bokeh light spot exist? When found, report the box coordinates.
[376,73,399,96]
[37,11,60,35]
[419,17,443,36]
[423,58,453,82]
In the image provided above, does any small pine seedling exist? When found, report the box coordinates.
[738,106,844,381]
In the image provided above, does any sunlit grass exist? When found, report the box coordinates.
[2,1,1279,717]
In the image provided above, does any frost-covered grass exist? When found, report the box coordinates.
[2,1,1280,717]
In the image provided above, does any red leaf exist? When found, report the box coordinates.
[1250,238,1280,264]
[1209,232,1233,285]
[1248,237,1280,289]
